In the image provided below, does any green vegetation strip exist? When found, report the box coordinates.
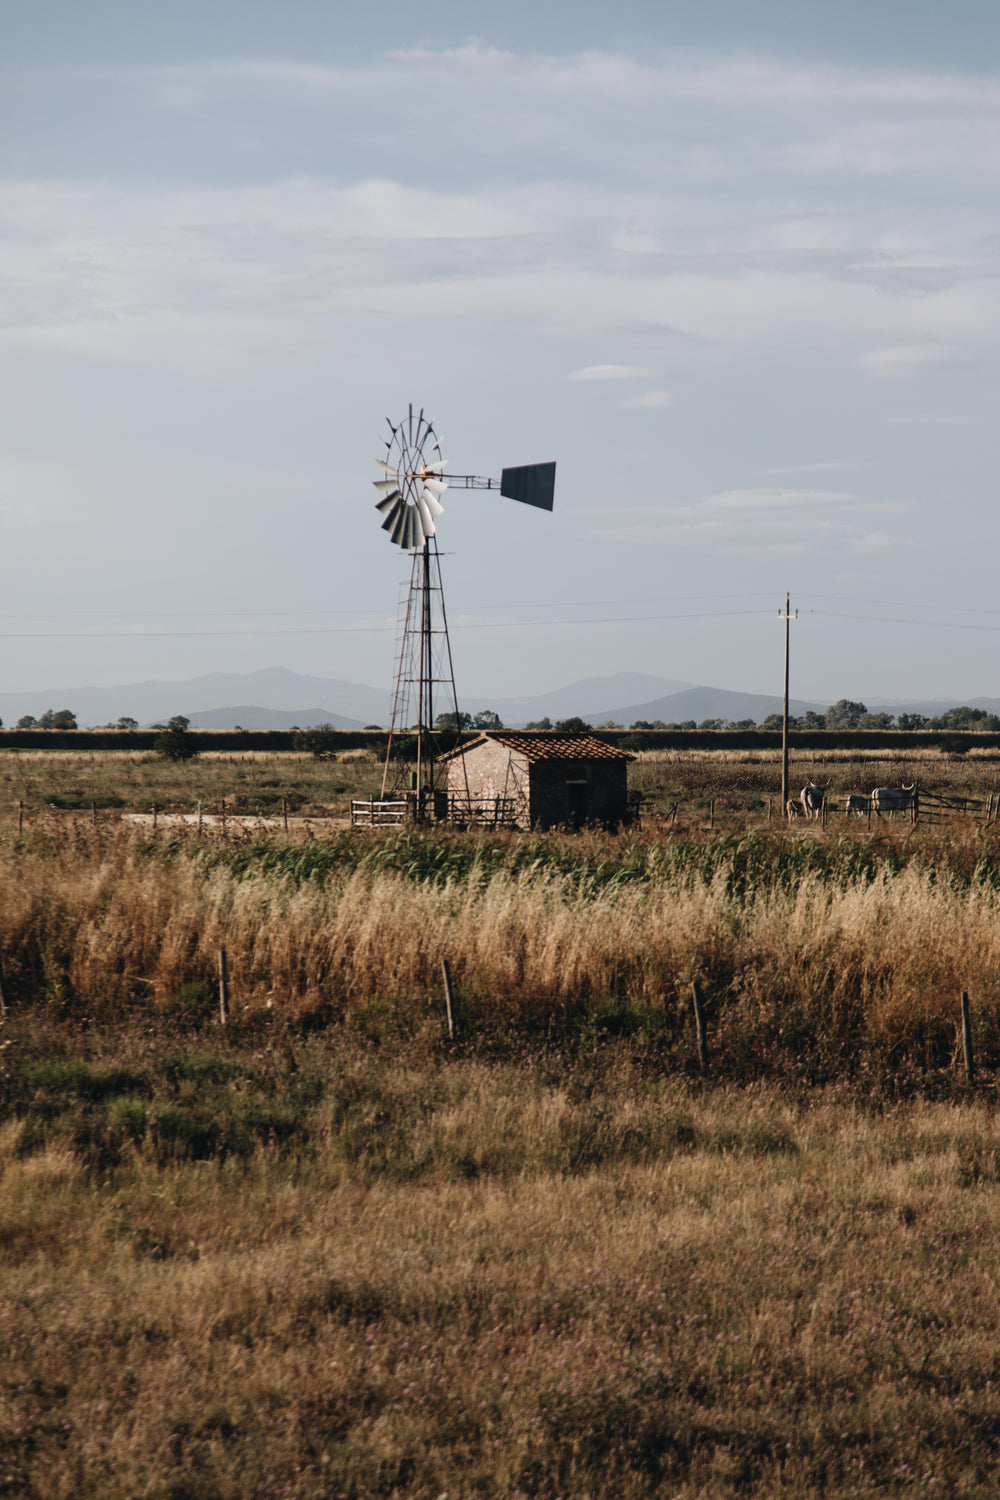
[197,825,1000,900]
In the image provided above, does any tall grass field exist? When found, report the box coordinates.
[4,746,1000,1495]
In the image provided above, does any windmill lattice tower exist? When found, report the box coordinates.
[372,404,555,819]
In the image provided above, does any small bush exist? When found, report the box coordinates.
[155,727,198,762]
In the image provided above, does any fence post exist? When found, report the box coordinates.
[282,795,289,833]
[961,990,974,1084]
[709,799,715,830]
[220,798,226,833]
[691,980,709,1073]
[17,800,23,835]
[218,947,229,1025]
[152,802,158,831]
[767,797,771,823]
[0,950,7,1018]
[197,800,203,833]
[441,958,455,1040]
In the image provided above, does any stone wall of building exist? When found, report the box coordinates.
[526,760,629,830]
[447,739,631,830]
[446,740,530,825]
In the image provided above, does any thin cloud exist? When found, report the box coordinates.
[858,344,973,378]
[758,461,861,476]
[701,488,856,511]
[569,364,656,381]
[848,531,913,552]
[621,389,674,408]
[138,47,1000,115]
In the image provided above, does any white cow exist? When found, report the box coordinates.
[872,783,916,819]
[844,794,869,818]
[799,785,826,820]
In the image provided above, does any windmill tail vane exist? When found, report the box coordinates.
[373,404,555,549]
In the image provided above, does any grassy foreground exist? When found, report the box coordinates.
[4,818,1000,1075]
[5,1022,1000,1498]
[6,812,1000,1495]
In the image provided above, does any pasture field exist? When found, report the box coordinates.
[5,749,1000,1495]
[0,748,375,823]
[1,740,1000,826]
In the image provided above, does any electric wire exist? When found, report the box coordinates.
[811,610,1000,635]
[0,591,781,622]
[0,595,997,641]
[0,608,773,641]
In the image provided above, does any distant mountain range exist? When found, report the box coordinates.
[0,666,996,731]
[582,685,827,726]
[0,668,389,732]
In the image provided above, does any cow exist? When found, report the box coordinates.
[785,798,801,819]
[799,785,826,820]
[844,793,869,818]
[871,783,916,819]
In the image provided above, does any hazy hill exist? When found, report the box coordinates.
[478,673,692,727]
[582,685,827,727]
[0,664,996,732]
[0,668,388,730]
[185,705,364,731]
[868,697,1000,719]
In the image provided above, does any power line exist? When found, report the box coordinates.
[6,598,1000,642]
[0,609,772,641]
[812,610,1000,635]
[0,591,779,623]
[804,592,1000,619]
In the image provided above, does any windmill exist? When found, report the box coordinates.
[372,404,555,819]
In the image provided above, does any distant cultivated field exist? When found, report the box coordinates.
[5,750,1000,1495]
[1,741,999,825]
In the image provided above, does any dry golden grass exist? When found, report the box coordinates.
[2,819,1000,1068]
[6,768,1000,1494]
[4,1035,1000,1498]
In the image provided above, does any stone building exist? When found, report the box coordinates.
[442,730,634,830]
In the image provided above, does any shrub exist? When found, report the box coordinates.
[155,726,198,762]
[293,725,339,758]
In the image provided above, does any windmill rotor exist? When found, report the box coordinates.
[373,405,556,550]
[373,404,448,550]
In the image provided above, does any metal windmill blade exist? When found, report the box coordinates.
[372,404,448,549]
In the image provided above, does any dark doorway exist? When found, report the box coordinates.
[566,780,588,827]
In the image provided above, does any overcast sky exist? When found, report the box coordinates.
[3,0,999,706]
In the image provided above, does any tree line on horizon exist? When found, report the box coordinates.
[435,700,1000,734]
[3,699,999,737]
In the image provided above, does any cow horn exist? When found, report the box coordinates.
[902,782,915,791]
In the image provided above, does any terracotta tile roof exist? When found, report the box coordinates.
[441,730,634,763]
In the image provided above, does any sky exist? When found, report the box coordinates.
[2,0,1000,707]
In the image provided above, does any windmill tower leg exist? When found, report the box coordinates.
[380,537,469,820]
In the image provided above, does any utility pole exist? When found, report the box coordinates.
[779,592,798,812]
